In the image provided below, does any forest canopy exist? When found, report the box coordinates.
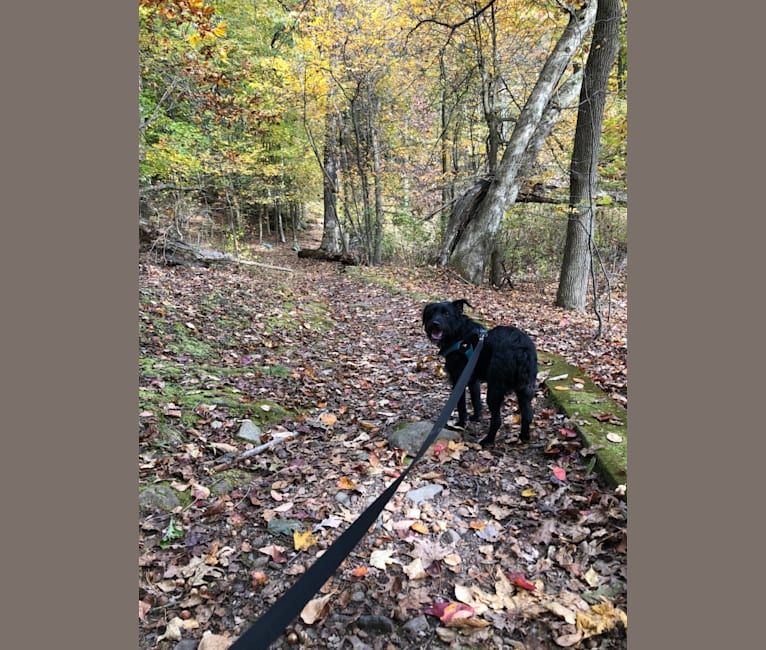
[139,0,626,292]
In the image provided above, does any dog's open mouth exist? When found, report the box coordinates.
[428,324,443,342]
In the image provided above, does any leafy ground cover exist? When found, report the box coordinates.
[139,237,627,649]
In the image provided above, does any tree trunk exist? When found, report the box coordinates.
[319,112,342,255]
[556,0,622,311]
[441,62,585,269]
[448,2,597,285]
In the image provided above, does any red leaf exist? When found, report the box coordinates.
[424,601,449,618]
[552,466,567,481]
[508,572,537,591]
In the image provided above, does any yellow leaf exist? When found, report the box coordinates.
[410,521,429,534]
[336,476,356,490]
[521,488,537,498]
[576,602,627,639]
[188,33,201,46]
[554,386,571,391]
[320,412,337,427]
[212,20,227,37]
[293,529,317,551]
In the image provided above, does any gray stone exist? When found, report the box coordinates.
[355,614,395,635]
[405,484,443,503]
[266,518,303,537]
[388,421,461,454]
[237,419,262,443]
[139,485,181,513]
[402,615,430,638]
[335,491,352,507]
[172,641,199,650]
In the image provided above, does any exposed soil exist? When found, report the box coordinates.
[139,233,627,649]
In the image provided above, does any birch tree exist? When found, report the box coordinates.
[447,1,597,284]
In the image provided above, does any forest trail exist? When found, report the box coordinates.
[139,234,627,649]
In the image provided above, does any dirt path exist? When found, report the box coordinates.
[139,239,627,649]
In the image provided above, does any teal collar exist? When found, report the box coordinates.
[440,329,486,359]
[440,340,465,357]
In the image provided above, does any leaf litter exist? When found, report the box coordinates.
[139,240,627,649]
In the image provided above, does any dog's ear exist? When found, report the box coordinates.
[452,299,472,313]
[422,303,434,325]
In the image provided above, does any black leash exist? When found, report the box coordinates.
[229,333,486,650]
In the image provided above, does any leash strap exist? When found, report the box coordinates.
[229,333,486,650]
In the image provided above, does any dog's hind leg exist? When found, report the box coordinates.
[468,380,482,422]
[480,384,505,447]
[516,386,535,442]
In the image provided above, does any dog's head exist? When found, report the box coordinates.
[422,299,472,345]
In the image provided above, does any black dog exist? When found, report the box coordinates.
[422,299,538,447]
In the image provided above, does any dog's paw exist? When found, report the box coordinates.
[469,414,481,422]
[479,436,496,448]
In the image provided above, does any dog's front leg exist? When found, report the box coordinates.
[455,389,468,428]
[468,380,482,421]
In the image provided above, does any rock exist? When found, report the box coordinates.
[440,529,461,545]
[139,485,181,513]
[267,518,303,537]
[172,641,199,650]
[388,421,461,454]
[402,615,430,638]
[335,491,352,507]
[237,420,262,443]
[405,484,443,504]
[355,614,395,635]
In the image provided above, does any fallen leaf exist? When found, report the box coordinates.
[138,599,151,621]
[555,631,583,647]
[576,602,627,638]
[258,544,287,563]
[546,601,577,625]
[370,548,398,570]
[410,521,429,534]
[552,466,567,481]
[606,432,623,443]
[293,529,317,551]
[319,412,337,427]
[198,634,232,650]
[300,593,333,624]
[507,572,537,592]
[583,566,601,587]
[521,488,537,498]
[251,570,268,587]
[351,566,368,578]
[336,477,356,490]
[593,412,623,425]
[403,557,427,580]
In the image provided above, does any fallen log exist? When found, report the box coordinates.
[211,431,301,472]
[142,232,294,272]
[297,248,357,265]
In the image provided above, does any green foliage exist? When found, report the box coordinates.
[499,203,627,283]
[160,517,185,547]
[382,210,440,265]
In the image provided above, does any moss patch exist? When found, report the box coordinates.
[539,351,627,490]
